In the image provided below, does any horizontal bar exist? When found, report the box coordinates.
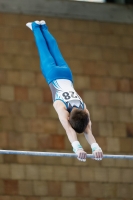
[0,150,133,159]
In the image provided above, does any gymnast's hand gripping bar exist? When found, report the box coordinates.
[0,150,133,159]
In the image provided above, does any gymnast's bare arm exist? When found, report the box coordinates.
[84,108,103,160]
[54,100,78,143]
[54,100,87,161]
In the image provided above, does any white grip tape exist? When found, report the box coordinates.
[91,143,101,152]
[72,141,83,153]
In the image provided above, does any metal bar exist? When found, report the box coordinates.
[0,150,133,159]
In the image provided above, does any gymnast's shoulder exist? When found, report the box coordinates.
[53,100,67,113]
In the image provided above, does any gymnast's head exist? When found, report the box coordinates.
[69,108,89,133]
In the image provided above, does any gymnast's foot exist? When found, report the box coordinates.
[26,20,40,30]
[40,20,46,25]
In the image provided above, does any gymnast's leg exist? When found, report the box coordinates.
[40,20,68,67]
[26,21,56,82]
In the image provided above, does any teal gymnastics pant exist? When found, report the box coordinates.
[32,22,73,84]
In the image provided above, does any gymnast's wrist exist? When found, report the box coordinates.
[72,141,83,153]
[91,142,101,152]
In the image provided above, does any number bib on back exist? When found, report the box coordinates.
[62,91,78,101]
[49,79,84,112]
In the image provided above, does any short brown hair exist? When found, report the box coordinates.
[69,108,89,133]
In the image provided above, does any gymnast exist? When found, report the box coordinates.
[26,20,103,162]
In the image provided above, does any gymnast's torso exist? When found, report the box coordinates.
[49,79,84,112]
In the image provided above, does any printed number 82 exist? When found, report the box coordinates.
[62,91,77,100]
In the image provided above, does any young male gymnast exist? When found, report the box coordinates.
[26,20,103,162]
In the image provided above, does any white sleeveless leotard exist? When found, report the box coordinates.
[49,79,84,112]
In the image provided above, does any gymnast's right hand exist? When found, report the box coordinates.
[76,149,87,162]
